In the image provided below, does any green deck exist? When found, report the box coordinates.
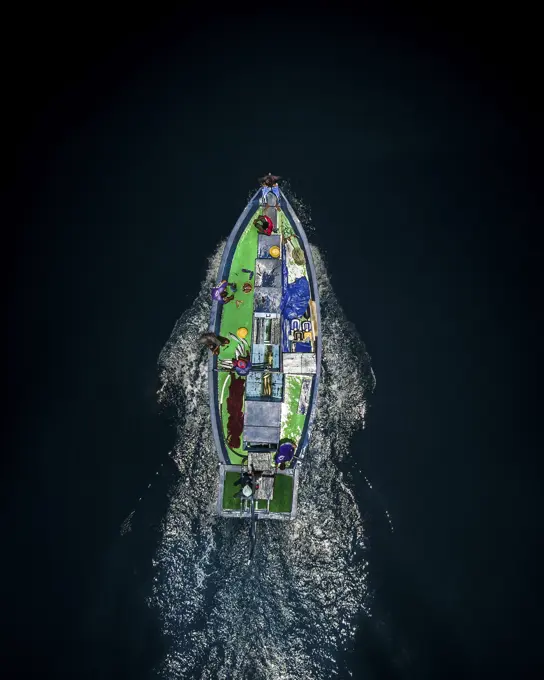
[215,206,313,475]
[280,375,308,447]
[222,471,293,513]
[217,210,260,361]
[269,474,293,513]
[222,471,244,510]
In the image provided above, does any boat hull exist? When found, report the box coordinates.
[209,188,321,519]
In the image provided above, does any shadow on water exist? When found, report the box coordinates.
[340,446,473,680]
[79,442,180,680]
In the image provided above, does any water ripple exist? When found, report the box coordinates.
[150,235,375,679]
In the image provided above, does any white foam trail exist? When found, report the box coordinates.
[150,240,375,680]
[120,509,135,536]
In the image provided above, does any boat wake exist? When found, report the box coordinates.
[150,241,376,680]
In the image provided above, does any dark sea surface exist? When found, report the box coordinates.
[5,6,541,680]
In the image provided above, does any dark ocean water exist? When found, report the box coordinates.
[5,7,541,680]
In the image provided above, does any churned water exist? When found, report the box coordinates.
[148,231,376,679]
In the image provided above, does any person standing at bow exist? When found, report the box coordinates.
[258,173,282,211]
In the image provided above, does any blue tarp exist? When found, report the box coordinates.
[295,341,312,353]
[280,276,310,320]
[281,246,311,351]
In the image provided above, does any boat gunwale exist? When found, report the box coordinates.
[279,192,322,467]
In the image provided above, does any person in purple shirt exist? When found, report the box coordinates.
[211,279,235,304]
[231,356,252,376]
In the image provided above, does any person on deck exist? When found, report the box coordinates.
[234,471,253,488]
[231,356,252,376]
[250,467,263,483]
[259,173,282,210]
[253,214,274,236]
[211,280,235,304]
[198,332,230,355]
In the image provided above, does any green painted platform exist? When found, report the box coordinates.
[280,375,308,445]
[269,474,293,513]
[222,471,293,513]
[222,471,244,510]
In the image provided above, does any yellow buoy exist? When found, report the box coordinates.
[269,245,280,258]
[237,327,248,339]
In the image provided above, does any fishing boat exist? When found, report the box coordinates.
[208,176,321,534]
